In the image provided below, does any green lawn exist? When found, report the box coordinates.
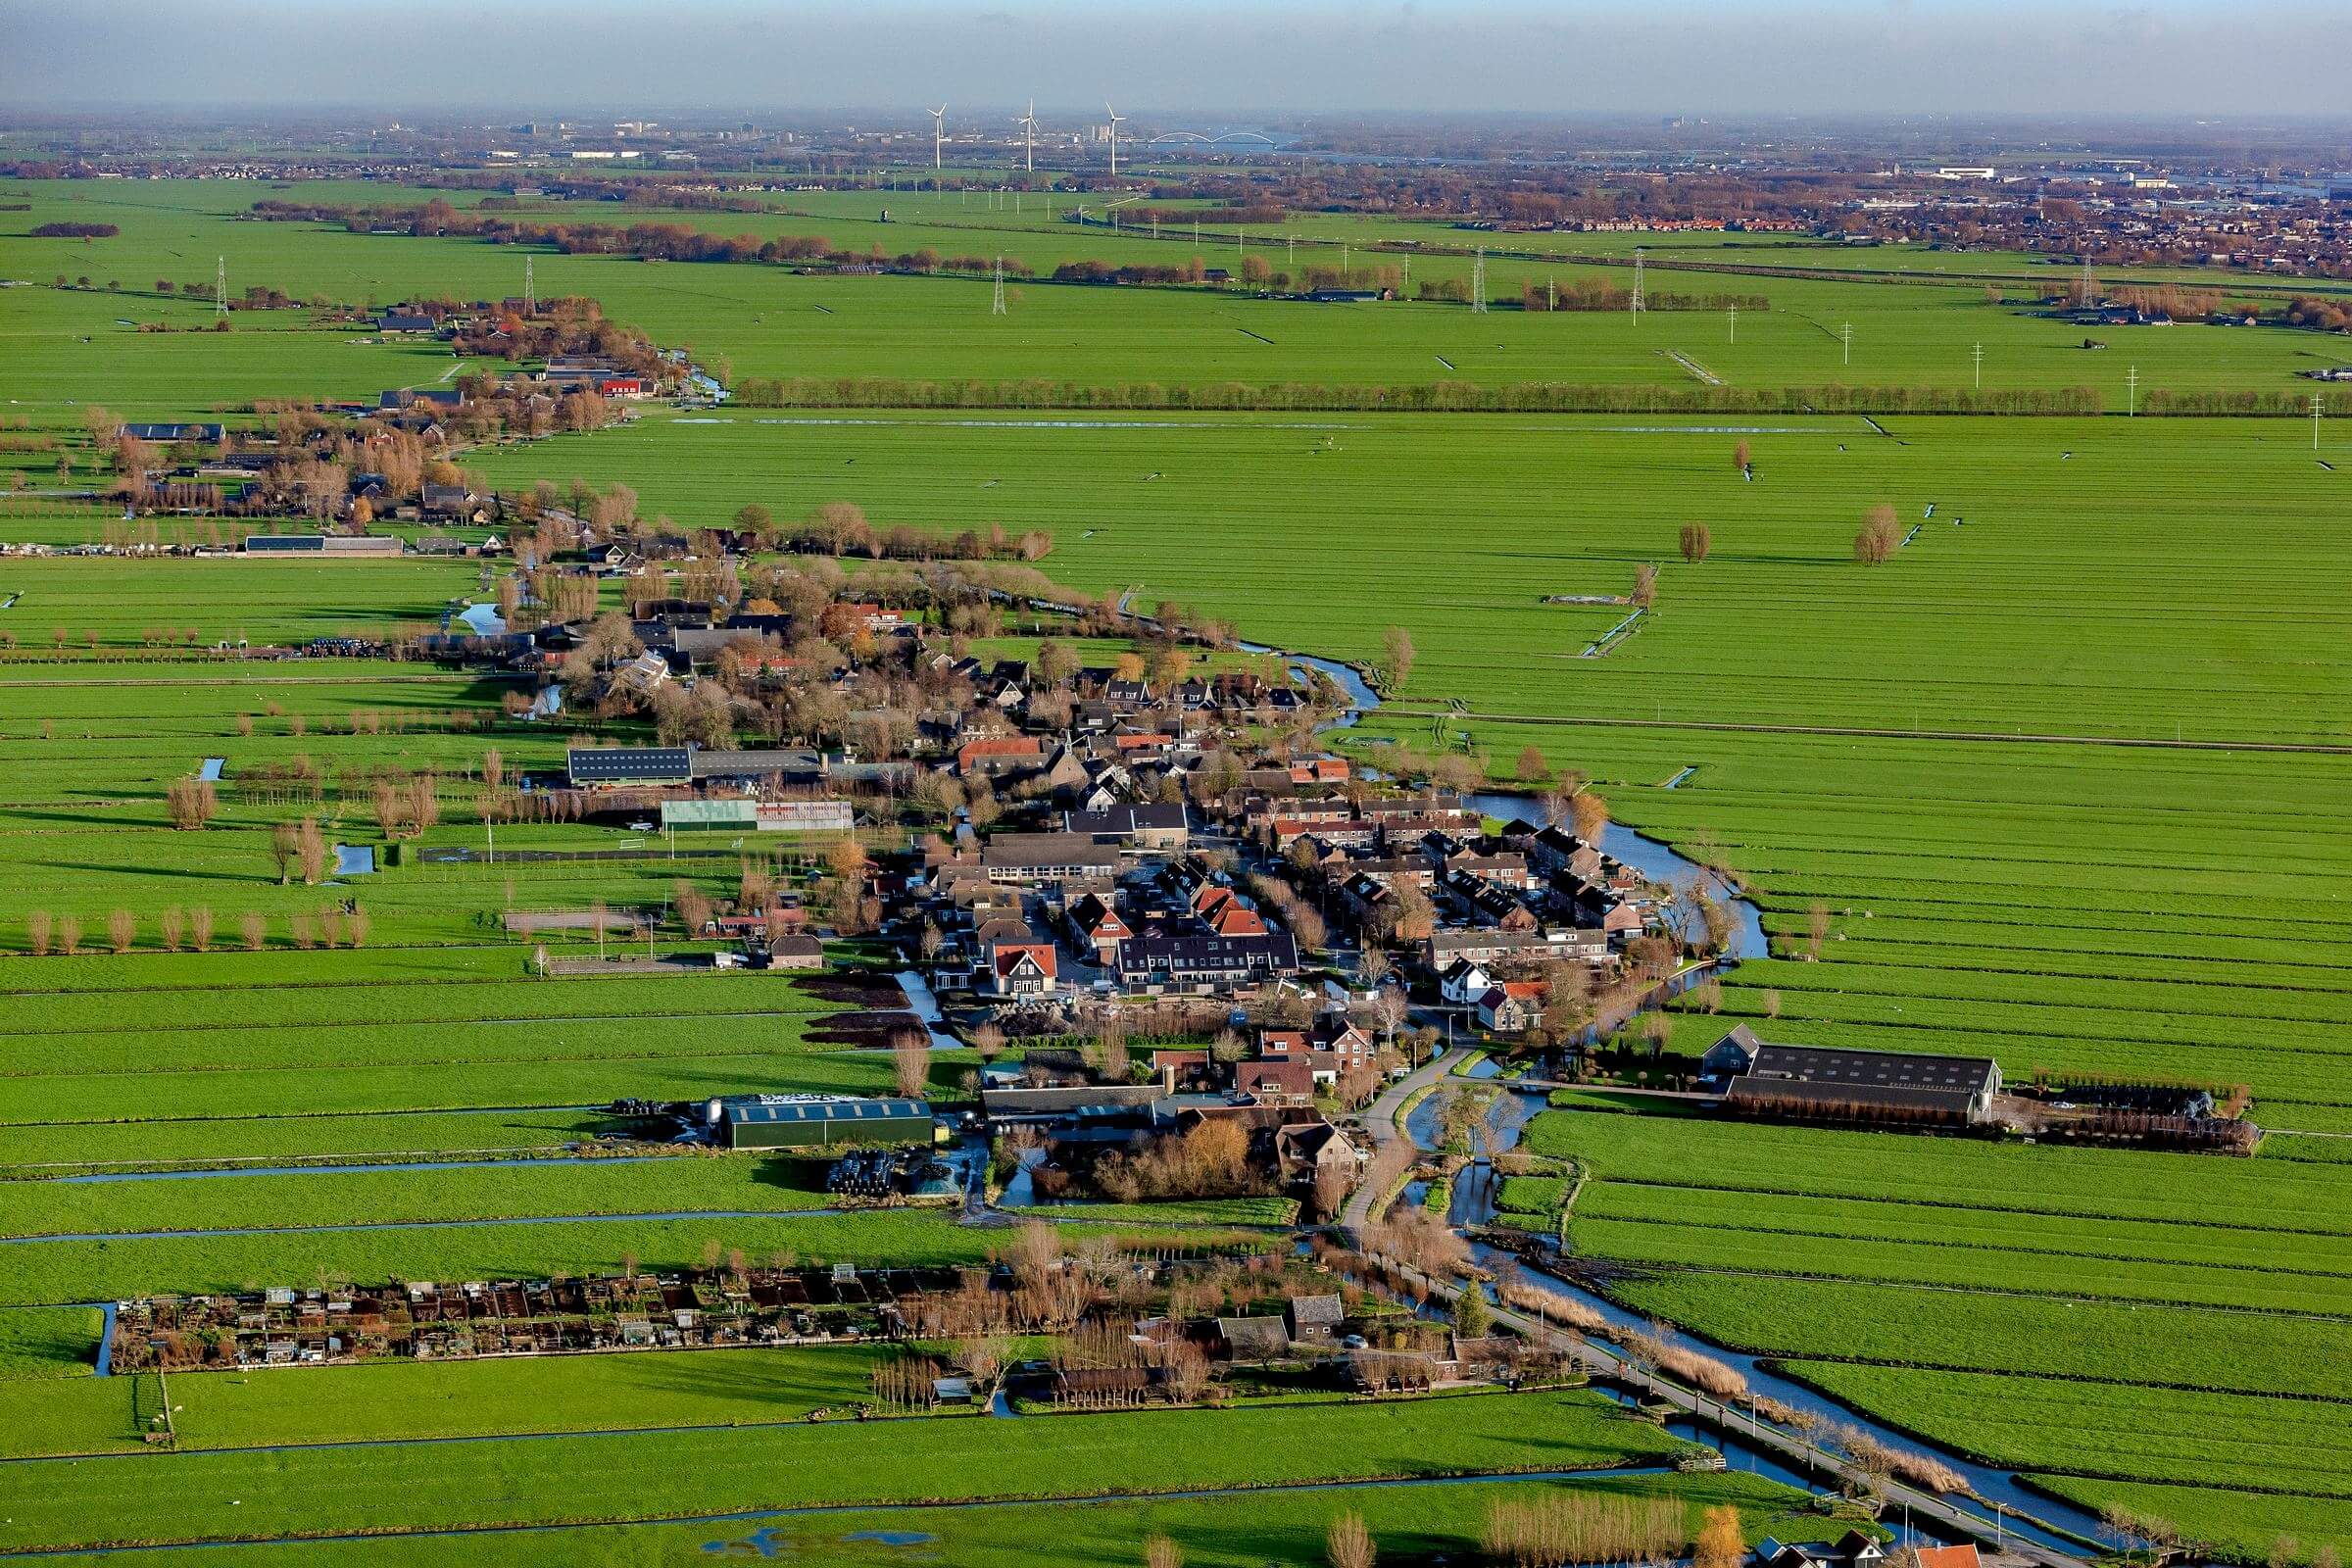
[0,1388,1677,1551]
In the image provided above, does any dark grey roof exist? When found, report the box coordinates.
[981,833,1121,870]
[720,1096,929,1125]
[691,748,823,779]
[122,421,223,443]
[1288,1293,1345,1327]
[980,1084,1167,1116]
[1118,931,1299,977]
[567,746,692,783]
[1746,1042,1998,1098]
[242,534,325,553]
[1217,1316,1292,1355]
[1066,804,1188,837]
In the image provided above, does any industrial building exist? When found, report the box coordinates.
[705,1094,935,1151]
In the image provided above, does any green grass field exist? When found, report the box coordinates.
[2,168,2350,1560]
[1532,1104,2352,1547]
[0,1388,1679,1552]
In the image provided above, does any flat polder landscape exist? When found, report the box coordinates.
[0,53,2349,1568]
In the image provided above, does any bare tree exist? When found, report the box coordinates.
[1854,503,1901,565]
[166,777,219,830]
[1515,743,1548,783]
[297,817,327,885]
[270,821,300,884]
[1679,522,1711,564]
[673,878,714,938]
[1327,1511,1376,1568]
[1631,563,1658,609]
[189,906,214,953]
[1570,790,1609,846]
[1693,1505,1744,1568]
[159,906,184,952]
[25,910,51,956]
[893,1028,931,1099]
[57,915,81,956]
[1805,901,1831,960]
[107,908,135,955]
[241,910,267,952]
[1378,625,1414,692]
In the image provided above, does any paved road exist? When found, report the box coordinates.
[1340,1047,1457,1242]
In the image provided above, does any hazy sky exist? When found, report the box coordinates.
[5,0,2346,120]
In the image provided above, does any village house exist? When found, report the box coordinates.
[1438,958,1493,1006]
[1477,980,1549,1034]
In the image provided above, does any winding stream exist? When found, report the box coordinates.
[1421,1078,2106,1556]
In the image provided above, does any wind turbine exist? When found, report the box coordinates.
[1018,101,1037,174]
[1104,101,1124,178]
[930,106,947,172]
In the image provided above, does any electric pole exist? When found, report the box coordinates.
[1973,341,1982,391]
[2127,366,2138,416]
[1471,248,1487,314]
[991,256,1005,316]
[215,257,226,317]
[1728,303,1736,343]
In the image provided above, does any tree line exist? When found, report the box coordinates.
[18,903,368,956]
[724,376,2109,416]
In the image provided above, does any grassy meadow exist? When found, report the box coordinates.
[0,169,2349,1559]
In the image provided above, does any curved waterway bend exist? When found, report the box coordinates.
[1245,640,1766,959]
[1418,1076,2106,1556]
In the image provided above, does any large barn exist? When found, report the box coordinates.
[707,1095,935,1151]
[1703,1025,2002,1125]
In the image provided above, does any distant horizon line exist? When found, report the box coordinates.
[7,107,2352,132]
